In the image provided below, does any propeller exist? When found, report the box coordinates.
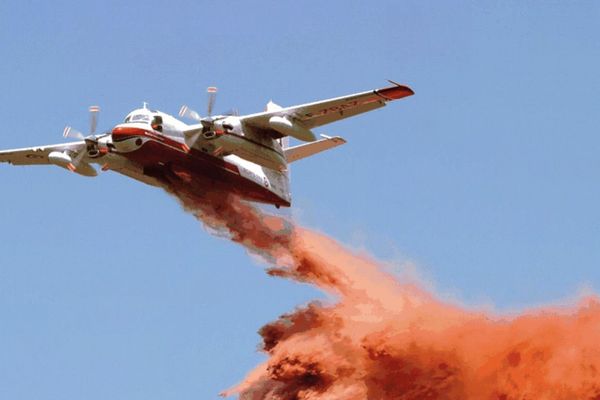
[179,86,219,123]
[63,105,101,140]
[66,144,89,172]
[178,104,202,122]
[179,87,242,153]
[62,106,102,173]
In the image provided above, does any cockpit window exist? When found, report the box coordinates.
[131,114,150,122]
[124,114,151,123]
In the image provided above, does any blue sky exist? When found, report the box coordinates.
[1,1,600,399]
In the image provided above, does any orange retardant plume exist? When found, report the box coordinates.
[166,181,600,399]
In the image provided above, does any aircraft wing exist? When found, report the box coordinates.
[239,82,414,139]
[0,142,85,165]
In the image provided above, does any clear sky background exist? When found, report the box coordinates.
[1,1,600,399]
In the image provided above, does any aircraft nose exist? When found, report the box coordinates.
[111,124,146,142]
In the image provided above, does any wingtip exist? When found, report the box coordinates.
[376,81,414,100]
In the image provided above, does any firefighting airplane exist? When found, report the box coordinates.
[0,82,413,208]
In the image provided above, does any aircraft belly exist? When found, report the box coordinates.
[117,138,291,207]
[229,155,291,204]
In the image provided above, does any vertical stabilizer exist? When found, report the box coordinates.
[265,100,283,112]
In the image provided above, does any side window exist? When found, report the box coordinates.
[151,115,163,132]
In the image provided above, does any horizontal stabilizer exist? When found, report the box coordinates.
[284,135,346,163]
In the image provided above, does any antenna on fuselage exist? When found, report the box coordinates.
[142,101,149,110]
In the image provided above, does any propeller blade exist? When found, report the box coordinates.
[66,143,87,172]
[72,144,88,166]
[179,105,202,121]
[207,86,217,117]
[63,126,85,140]
[89,105,100,135]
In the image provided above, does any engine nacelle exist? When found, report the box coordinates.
[48,151,97,177]
[210,134,287,171]
[184,119,288,171]
[268,116,316,142]
[48,151,72,167]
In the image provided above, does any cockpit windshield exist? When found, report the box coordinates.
[124,114,151,123]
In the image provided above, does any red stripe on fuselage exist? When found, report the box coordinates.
[112,125,241,173]
[112,126,189,152]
